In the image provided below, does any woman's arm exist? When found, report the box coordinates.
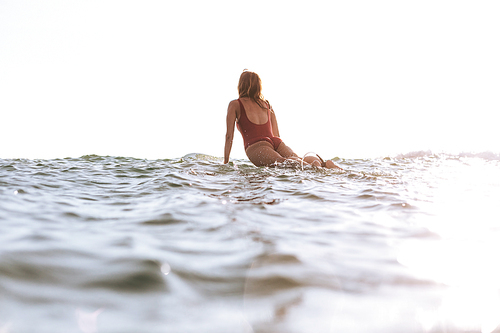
[270,107,280,137]
[224,101,238,164]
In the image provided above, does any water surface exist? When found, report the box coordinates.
[1,153,499,333]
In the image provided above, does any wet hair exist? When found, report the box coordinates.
[238,70,267,109]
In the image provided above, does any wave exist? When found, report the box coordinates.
[394,150,500,161]
[3,150,499,165]
[182,151,500,163]
[181,153,223,162]
[457,151,500,160]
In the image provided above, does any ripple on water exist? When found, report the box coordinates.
[0,248,168,297]
[83,258,168,293]
[140,212,185,225]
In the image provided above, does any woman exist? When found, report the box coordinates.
[224,70,341,169]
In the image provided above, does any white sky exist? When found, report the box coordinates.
[1,0,499,160]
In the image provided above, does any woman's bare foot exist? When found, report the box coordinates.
[325,160,343,170]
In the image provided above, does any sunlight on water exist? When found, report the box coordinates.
[76,308,104,333]
[399,240,500,332]
[161,262,171,275]
[0,322,12,333]
[398,158,500,332]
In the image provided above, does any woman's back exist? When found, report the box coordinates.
[237,97,269,124]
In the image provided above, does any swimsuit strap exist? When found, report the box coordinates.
[237,98,250,122]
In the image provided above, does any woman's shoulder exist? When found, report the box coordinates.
[227,99,241,119]
[228,99,240,110]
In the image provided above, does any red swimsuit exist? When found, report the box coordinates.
[236,99,283,151]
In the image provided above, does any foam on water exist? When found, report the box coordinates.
[1,153,499,332]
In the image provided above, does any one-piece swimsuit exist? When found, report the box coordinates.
[236,99,283,150]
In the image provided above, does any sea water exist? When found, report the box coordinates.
[1,152,500,333]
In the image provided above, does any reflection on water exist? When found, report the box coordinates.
[399,240,500,333]
[243,253,343,333]
[398,157,500,333]
[440,287,500,333]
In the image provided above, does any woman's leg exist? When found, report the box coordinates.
[246,141,343,169]
[303,155,322,167]
[301,152,343,170]
[325,159,343,170]
[276,142,299,159]
[276,143,326,167]
[245,141,288,167]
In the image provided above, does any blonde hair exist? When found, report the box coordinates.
[238,70,267,109]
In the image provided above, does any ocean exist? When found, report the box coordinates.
[1,152,499,333]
